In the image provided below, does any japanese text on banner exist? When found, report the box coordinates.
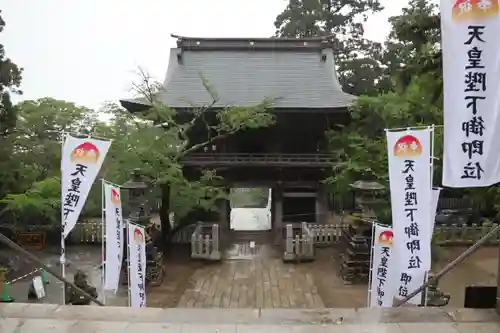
[386,129,432,305]
[104,184,124,293]
[127,223,147,308]
[442,0,500,187]
[369,225,396,308]
[61,136,111,238]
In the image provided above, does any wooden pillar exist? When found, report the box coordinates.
[218,193,229,231]
[274,186,283,230]
[315,183,328,224]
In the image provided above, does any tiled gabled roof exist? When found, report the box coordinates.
[122,35,356,110]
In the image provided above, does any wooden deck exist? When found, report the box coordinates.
[177,244,324,308]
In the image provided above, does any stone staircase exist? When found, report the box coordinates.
[1,303,499,332]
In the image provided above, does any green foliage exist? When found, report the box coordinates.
[0,177,60,226]
[324,0,446,224]
[274,0,389,95]
[0,65,275,233]
[327,75,443,196]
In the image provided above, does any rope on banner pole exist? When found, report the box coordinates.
[101,179,107,305]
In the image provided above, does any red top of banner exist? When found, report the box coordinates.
[111,188,120,204]
[452,0,499,21]
[134,228,144,243]
[71,141,100,164]
[378,230,394,246]
[393,135,422,157]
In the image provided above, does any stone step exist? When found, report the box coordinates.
[1,304,499,333]
[1,303,499,324]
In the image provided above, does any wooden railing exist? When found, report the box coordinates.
[306,223,342,246]
[282,222,499,248]
[182,153,336,167]
[190,222,221,261]
[71,222,103,244]
[433,223,500,246]
[283,222,315,262]
[38,220,500,249]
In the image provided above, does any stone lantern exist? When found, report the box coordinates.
[349,180,386,220]
[121,168,152,226]
[337,180,386,284]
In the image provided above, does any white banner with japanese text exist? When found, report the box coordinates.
[61,135,111,238]
[441,0,500,187]
[104,183,124,293]
[369,224,396,308]
[127,222,147,308]
[387,128,432,305]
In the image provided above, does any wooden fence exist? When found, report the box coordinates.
[190,222,221,261]
[71,222,103,244]
[283,222,499,247]
[59,220,500,250]
[433,223,500,246]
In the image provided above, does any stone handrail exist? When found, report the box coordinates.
[190,222,221,261]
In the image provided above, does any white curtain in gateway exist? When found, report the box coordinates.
[441,0,500,187]
[61,135,111,238]
[386,129,432,305]
[127,222,147,308]
[369,224,397,308]
[103,183,124,293]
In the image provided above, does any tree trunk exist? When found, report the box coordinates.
[159,183,172,253]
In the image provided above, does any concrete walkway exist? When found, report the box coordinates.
[1,303,499,332]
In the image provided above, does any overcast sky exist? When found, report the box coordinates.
[1,0,409,110]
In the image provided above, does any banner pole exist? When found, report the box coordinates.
[126,221,132,307]
[423,125,436,307]
[366,221,376,307]
[101,179,107,305]
[60,132,67,305]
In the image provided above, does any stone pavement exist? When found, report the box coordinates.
[177,253,323,308]
[1,303,500,332]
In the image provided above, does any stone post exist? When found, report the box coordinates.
[210,224,221,261]
[0,268,11,302]
[283,224,295,262]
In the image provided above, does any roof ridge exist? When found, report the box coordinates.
[171,34,338,51]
